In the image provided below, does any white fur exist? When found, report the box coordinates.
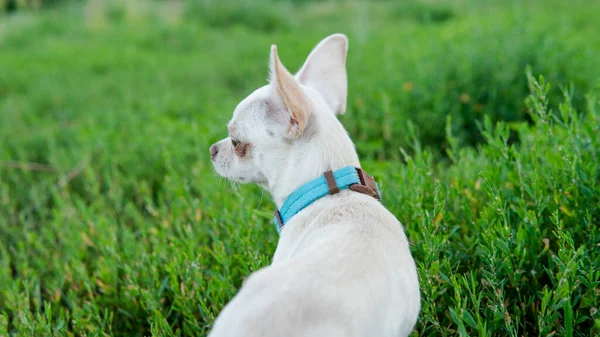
[209,34,420,337]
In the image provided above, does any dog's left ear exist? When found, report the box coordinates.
[269,45,311,138]
[296,34,348,115]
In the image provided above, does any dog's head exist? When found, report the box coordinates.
[210,34,360,204]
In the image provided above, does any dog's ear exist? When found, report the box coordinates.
[269,45,311,138]
[296,34,348,115]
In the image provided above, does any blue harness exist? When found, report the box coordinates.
[273,166,381,234]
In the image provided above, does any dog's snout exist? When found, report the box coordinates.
[210,144,219,160]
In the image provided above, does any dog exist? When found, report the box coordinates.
[209,34,420,337]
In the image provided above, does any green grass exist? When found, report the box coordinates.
[1,0,599,336]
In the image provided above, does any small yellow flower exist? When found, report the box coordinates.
[81,232,95,247]
[403,82,413,92]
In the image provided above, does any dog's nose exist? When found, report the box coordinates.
[210,144,219,160]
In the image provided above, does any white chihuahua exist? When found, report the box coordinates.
[209,34,420,337]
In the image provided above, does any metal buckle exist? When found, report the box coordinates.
[349,168,381,201]
[274,209,284,229]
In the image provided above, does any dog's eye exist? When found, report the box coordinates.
[231,138,240,148]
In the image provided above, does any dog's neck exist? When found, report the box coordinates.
[268,117,360,208]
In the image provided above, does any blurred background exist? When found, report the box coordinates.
[2,0,599,161]
[1,0,600,336]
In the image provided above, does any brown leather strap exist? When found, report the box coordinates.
[349,168,381,201]
[323,170,340,195]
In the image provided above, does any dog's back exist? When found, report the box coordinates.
[209,191,420,337]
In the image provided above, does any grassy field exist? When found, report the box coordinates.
[1,0,599,336]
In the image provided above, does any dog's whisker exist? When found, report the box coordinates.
[257,188,265,208]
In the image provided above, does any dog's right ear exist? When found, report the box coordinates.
[268,45,311,139]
